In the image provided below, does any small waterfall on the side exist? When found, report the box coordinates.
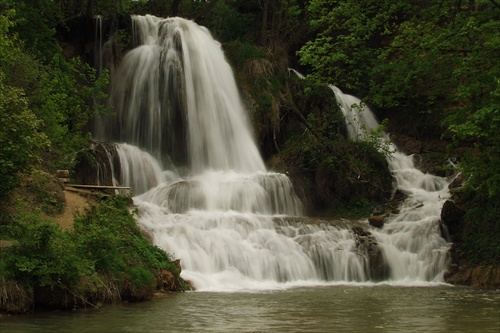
[330,85,451,282]
[94,15,450,291]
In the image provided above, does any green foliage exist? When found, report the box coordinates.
[0,75,49,199]
[296,0,500,231]
[0,9,110,172]
[200,1,261,42]
[20,170,65,215]
[2,0,62,63]
[280,77,392,214]
[460,195,500,265]
[34,57,110,170]
[362,119,394,159]
[299,0,415,92]
[73,196,178,276]
[298,1,500,136]
[332,197,378,220]
[446,79,500,199]
[55,0,136,18]
[0,195,183,312]
[4,210,87,289]
[225,40,265,68]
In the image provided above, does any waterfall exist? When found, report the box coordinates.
[329,85,451,282]
[95,15,450,291]
[97,15,265,174]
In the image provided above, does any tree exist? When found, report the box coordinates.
[298,0,500,261]
[0,74,49,199]
[0,7,109,172]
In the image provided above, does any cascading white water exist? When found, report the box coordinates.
[331,85,451,282]
[99,15,265,174]
[97,15,450,291]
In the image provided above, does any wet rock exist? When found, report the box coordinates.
[392,189,407,202]
[393,134,422,154]
[368,215,385,228]
[174,259,182,275]
[368,246,389,281]
[443,243,500,288]
[352,226,389,281]
[440,200,464,237]
[449,173,467,189]
[158,269,177,292]
[445,264,500,289]
[352,225,369,237]
[73,142,120,186]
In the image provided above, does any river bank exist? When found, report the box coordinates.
[0,173,188,314]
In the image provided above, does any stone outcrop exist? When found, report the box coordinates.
[73,142,121,186]
[156,260,193,292]
[444,244,500,288]
[368,215,385,228]
[352,226,389,281]
[445,264,500,289]
[157,269,178,292]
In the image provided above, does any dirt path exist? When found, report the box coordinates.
[56,190,91,230]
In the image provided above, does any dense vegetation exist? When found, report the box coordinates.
[0,1,185,313]
[1,195,185,313]
[297,0,500,263]
[0,0,498,310]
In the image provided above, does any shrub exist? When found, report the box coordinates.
[0,75,49,200]
[0,195,184,313]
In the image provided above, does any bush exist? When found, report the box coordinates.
[459,191,500,265]
[3,210,86,289]
[0,75,49,199]
[0,195,184,313]
[225,40,265,69]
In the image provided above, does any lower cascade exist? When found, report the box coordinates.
[95,15,451,291]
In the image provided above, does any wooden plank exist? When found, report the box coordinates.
[66,184,131,190]
[65,186,112,197]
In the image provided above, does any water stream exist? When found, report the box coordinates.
[3,13,497,333]
[93,15,452,291]
[2,286,499,333]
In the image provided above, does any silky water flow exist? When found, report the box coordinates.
[95,15,451,291]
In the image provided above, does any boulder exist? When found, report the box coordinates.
[352,225,369,237]
[157,269,177,292]
[445,264,500,289]
[56,169,70,178]
[352,226,389,281]
[174,259,182,275]
[449,173,467,189]
[368,215,385,228]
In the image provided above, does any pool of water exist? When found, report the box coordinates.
[1,284,499,332]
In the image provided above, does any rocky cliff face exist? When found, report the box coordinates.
[445,243,500,288]
[440,173,499,288]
